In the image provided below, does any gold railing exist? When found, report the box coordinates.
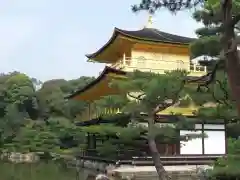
[77,107,121,122]
[107,57,207,76]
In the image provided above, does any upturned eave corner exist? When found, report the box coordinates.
[84,28,119,61]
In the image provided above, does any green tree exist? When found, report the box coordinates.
[0,72,94,155]
[111,70,198,180]
[132,1,240,179]
[0,72,38,119]
[190,0,240,58]
[198,138,240,180]
[0,104,25,151]
[132,0,240,117]
[37,77,93,119]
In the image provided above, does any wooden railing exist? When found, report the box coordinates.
[77,107,121,122]
[107,57,207,76]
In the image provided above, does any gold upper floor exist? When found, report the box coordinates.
[87,28,206,77]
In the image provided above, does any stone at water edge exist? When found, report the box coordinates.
[95,174,109,180]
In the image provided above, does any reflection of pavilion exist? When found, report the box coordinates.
[67,18,226,167]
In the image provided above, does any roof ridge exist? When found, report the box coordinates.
[153,28,195,40]
[151,28,173,41]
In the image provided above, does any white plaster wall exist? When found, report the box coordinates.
[180,124,226,155]
[180,130,203,155]
[204,124,225,129]
[137,123,226,155]
[204,131,226,154]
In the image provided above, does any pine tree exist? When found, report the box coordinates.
[131,1,240,179]
[79,70,233,180]
[132,0,240,118]
[190,0,240,60]
[111,70,201,180]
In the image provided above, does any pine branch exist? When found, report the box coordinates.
[216,80,229,101]
[195,26,223,36]
[212,81,228,105]
[194,14,240,37]
[186,59,220,91]
[211,80,230,105]
[193,9,222,25]
[186,58,231,106]
[132,0,204,13]
[126,81,186,115]
[152,80,186,114]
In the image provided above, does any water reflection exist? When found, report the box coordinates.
[0,161,83,180]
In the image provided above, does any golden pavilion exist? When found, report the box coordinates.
[67,17,226,159]
[67,16,207,120]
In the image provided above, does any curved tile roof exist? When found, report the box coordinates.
[86,27,196,59]
[116,28,196,44]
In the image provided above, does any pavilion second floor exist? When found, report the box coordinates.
[66,66,211,122]
[107,55,206,77]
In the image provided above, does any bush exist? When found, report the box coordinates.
[205,139,240,180]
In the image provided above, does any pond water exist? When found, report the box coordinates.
[0,161,83,180]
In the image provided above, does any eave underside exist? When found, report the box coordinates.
[67,67,126,101]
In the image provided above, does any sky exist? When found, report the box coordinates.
[0,0,202,82]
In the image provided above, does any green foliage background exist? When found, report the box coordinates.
[0,70,237,155]
[0,69,238,179]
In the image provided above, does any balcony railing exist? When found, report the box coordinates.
[77,107,121,122]
[107,57,207,76]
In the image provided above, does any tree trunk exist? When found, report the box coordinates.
[222,0,240,115]
[148,117,169,180]
[225,46,240,114]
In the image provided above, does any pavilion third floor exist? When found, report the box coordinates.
[86,27,207,77]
